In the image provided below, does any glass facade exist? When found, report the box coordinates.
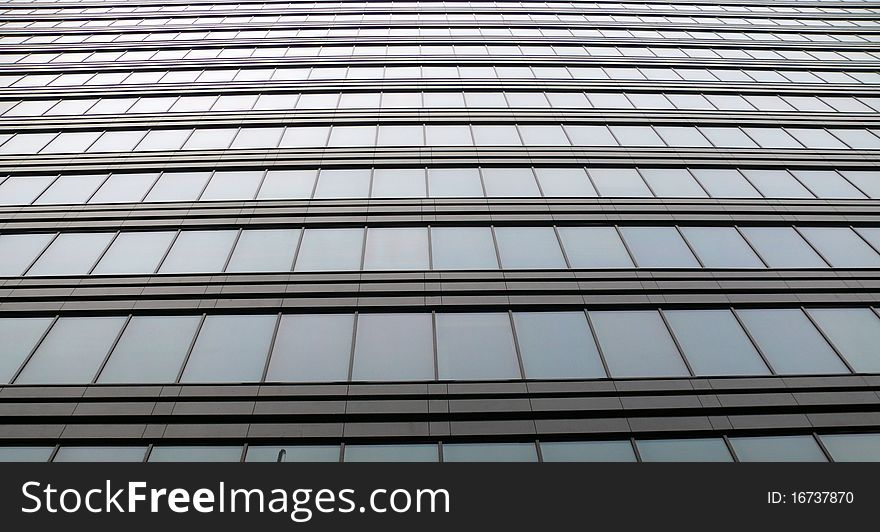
[0,0,878,462]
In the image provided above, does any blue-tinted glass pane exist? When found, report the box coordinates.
[514,312,605,379]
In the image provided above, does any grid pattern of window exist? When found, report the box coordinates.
[2,433,879,462]
[5,43,880,65]
[1,124,878,154]
[1,0,878,461]
[6,65,878,89]
[3,91,878,118]
[7,26,880,45]
[3,168,877,205]
[4,224,880,277]
[2,306,879,385]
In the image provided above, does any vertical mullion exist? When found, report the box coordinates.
[250,169,268,201]
[288,227,306,272]
[800,306,855,374]
[791,225,834,268]
[507,310,527,380]
[221,227,244,273]
[153,229,181,274]
[657,308,696,377]
[583,309,612,379]
[259,313,283,383]
[83,172,114,204]
[21,231,60,277]
[174,313,207,384]
[346,312,359,382]
[9,315,59,385]
[552,225,573,269]
[91,314,133,384]
[734,225,770,268]
[674,225,706,269]
[729,307,778,376]
[431,310,439,381]
[86,230,121,275]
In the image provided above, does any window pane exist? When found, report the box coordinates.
[741,170,813,198]
[436,313,520,380]
[799,227,880,268]
[590,310,689,378]
[182,128,237,150]
[314,169,371,199]
[0,447,54,462]
[640,168,706,197]
[807,308,880,373]
[363,227,429,270]
[729,436,827,462]
[564,125,618,146]
[819,434,880,462]
[443,443,537,462]
[148,446,242,462]
[791,170,865,199]
[344,444,438,462]
[534,168,596,197]
[371,168,425,198]
[664,310,769,376]
[691,169,761,198]
[517,125,570,146]
[431,227,498,270]
[135,129,192,152]
[0,176,54,205]
[743,128,804,149]
[54,446,148,462]
[654,126,712,148]
[35,174,104,204]
[40,132,100,155]
[200,171,263,201]
[0,233,54,276]
[427,168,483,197]
[787,128,848,149]
[27,232,114,276]
[610,126,665,146]
[841,171,880,199]
[98,315,200,384]
[514,312,605,379]
[557,227,633,268]
[89,173,158,203]
[700,127,758,148]
[328,125,376,147]
[637,438,732,462]
[495,227,566,269]
[588,168,652,197]
[15,317,126,384]
[540,441,636,462]
[226,229,300,273]
[619,227,699,268]
[377,125,424,147]
[266,314,354,382]
[737,309,848,375]
[0,317,53,383]
[352,313,434,381]
[246,445,340,463]
[257,170,317,200]
[158,230,237,274]
[481,168,540,197]
[92,231,175,275]
[294,228,364,271]
[680,227,764,268]
[739,227,827,268]
[180,315,277,383]
[144,171,211,203]
[425,125,473,146]
[472,125,521,146]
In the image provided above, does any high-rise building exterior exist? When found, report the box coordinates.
[0,0,879,463]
